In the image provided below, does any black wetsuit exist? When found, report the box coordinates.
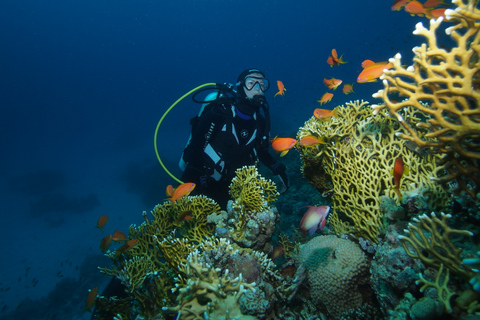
[181,98,282,207]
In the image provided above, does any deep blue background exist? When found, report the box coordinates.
[0,0,435,318]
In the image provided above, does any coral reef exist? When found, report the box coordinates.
[163,249,257,320]
[97,195,221,319]
[163,237,287,320]
[297,100,447,242]
[208,165,279,251]
[372,0,480,198]
[399,212,479,316]
[399,212,474,279]
[463,251,480,292]
[370,240,425,314]
[295,235,372,319]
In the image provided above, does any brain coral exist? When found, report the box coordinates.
[297,235,370,319]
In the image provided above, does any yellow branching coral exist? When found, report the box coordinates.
[399,212,474,279]
[228,165,278,243]
[417,263,456,314]
[372,0,480,197]
[297,100,448,242]
[163,250,257,320]
[229,165,278,212]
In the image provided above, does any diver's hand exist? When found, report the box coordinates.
[271,162,289,193]
[277,171,289,193]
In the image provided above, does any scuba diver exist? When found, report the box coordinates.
[180,68,289,207]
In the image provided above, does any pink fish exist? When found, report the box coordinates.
[299,206,330,236]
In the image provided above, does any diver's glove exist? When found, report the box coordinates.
[271,162,289,193]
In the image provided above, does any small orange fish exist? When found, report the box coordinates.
[313,108,337,120]
[327,49,347,67]
[423,0,445,7]
[100,234,112,253]
[174,210,193,226]
[323,78,343,90]
[391,0,411,10]
[357,60,393,83]
[118,239,139,253]
[342,83,354,95]
[95,215,108,233]
[84,287,98,312]
[404,0,428,16]
[317,92,334,105]
[299,206,330,236]
[271,137,297,157]
[112,230,127,242]
[393,157,405,199]
[167,182,196,204]
[274,80,286,97]
[166,184,174,197]
[427,7,446,18]
[299,135,327,146]
[270,246,283,260]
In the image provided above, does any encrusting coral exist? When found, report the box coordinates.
[295,235,371,319]
[372,0,480,198]
[297,100,447,242]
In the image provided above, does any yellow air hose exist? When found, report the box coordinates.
[154,83,217,184]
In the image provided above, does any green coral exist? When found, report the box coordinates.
[304,247,332,270]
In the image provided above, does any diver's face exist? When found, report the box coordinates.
[244,72,266,98]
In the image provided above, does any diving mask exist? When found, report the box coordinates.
[244,76,270,92]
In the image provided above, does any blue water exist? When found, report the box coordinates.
[0,0,439,318]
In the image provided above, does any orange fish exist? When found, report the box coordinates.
[404,0,428,16]
[174,210,193,226]
[274,80,286,97]
[323,78,343,90]
[299,135,327,146]
[393,157,405,199]
[166,184,174,197]
[299,206,330,236]
[118,239,139,253]
[100,234,112,253]
[167,182,196,204]
[423,0,445,7]
[427,8,446,18]
[342,83,354,95]
[95,215,108,233]
[270,246,283,260]
[112,230,127,242]
[357,60,393,83]
[317,92,334,105]
[327,49,347,67]
[391,0,411,10]
[84,287,98,312]
[313,108,337,120]
[271,137,297,157]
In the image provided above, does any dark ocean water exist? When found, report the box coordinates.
[0,0,446,319]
